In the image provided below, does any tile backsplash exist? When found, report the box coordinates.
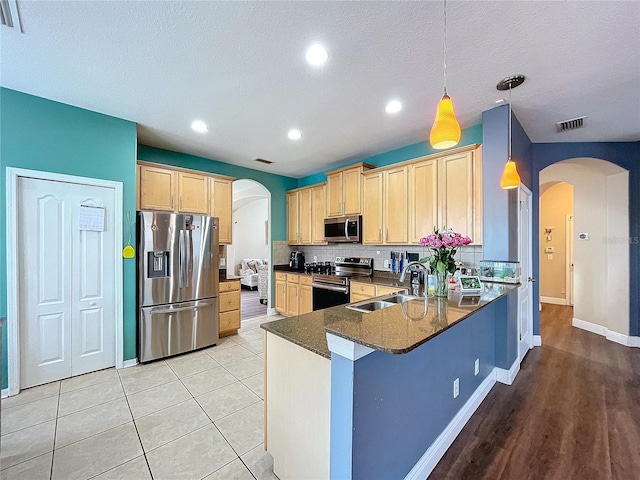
[297,244,484,271]
[273,240,294,265]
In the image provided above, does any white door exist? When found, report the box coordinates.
[19,177,116,388]
[518,186,533,362]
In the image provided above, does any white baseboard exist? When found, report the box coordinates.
[1,388,8,399]
[404,368,497,480]
[540,296,567,306]
[572,318,639,347]
[495,357,520,385]
[267,307,278,316]
[532,335,542,347]
[121,359,138,369]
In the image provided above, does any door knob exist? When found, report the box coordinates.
[527,277,536,283]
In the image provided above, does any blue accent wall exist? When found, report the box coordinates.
[296,124,483,188]
[531,141,640,336]
[137,145,298,241]
[0,88,138,387]
[329,300,499,479]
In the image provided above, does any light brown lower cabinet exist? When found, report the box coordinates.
[299,276,313,314]
[219,280,241,336]
[275,272,287,313]
[286,274,300,316]
[350,281,404,302]
[274,272,313,315]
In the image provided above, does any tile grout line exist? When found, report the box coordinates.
[49,381,61,480]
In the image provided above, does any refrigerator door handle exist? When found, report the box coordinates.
[185,227,192,288]
[178,230,185,288]
[152,301,214,315]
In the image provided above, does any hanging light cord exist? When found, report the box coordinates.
[443,0,448,95]
[508,85,512,159]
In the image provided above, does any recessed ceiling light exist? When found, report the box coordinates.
[305,44,328,66]
[191,120,208,133]
[385,100,403,114]
[288,129,302,140]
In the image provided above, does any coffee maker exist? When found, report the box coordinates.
[289,251,305,271]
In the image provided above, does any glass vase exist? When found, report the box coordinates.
[434,269,449,297]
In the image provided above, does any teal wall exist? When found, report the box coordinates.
[137,145,297,241]
[0,88,138,388]
[296,124,483,187]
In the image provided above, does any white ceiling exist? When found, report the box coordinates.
[2,1,639,178]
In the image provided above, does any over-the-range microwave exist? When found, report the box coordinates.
[324,215,362,243]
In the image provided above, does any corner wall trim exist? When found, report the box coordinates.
[404,368,497,480]
[267,308,278,316]
[572,317,638,347]
[495,357,520,385]
[532,335,542,347]
[1,388,8,399]
[326,333,375,361]
[121,359,138,369]
[540,296,567,306]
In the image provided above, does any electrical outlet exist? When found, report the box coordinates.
[474,359,479,376]
[313,256,318,262]
[453,378,459,398]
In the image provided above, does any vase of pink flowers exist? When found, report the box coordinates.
[419,228,472,297]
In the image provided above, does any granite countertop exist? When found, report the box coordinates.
[261,281,518,359]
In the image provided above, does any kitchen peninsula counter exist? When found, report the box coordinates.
[261,282,517,357]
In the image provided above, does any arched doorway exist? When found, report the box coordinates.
[227,179,272,321]
[539,158,630,341]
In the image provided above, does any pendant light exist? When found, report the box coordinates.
[497,75,525,189]
[430,0,461,149]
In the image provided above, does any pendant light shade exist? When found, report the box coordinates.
[430,93,461,149]
[500,159,521,189]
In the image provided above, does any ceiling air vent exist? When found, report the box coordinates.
[254,158,274,165]
[0,0,23,32]
[556,116,587,133]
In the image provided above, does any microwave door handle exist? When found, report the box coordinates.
[345,218,350,241]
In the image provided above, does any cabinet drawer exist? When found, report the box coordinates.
[351,283,376,296]
[287,274,300,284]
[219,310,240,334]
[219,291,240,312]
[299,275,313,286]
[275,272,287,281]
[376,285,404,296]
[219,280,240,293]
[350,293,372,303]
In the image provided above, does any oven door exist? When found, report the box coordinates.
[312,284,350,311]
[324,215,361,243]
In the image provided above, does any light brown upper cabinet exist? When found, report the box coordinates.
[210,176,233,245]
[287,183,326,246]
[139,165,176,211]
[362,166,408,244]
[326,163,372,217]
[408,158,438,244]
[178,172,209,214]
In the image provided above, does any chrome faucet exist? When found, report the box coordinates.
[399,261,428,282]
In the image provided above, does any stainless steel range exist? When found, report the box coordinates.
[311,257,373,310]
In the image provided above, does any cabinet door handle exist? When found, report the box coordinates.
[385,228,389,242]
[180,196,183,210]
[379,228,382,241]
[170,194,174,208]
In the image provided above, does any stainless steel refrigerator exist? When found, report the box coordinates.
[137,211,219,362]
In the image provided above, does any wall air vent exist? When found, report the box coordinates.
[556,116,587,133]
[254,158,274,165]
[0,0,23,33]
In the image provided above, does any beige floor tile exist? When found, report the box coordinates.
[241,443,279,480]
[212,335,239,350]
[135,399,211,452]
[60,368,119,393]
[167,351,219,378]
[58,377,124,417]
[55,397,132,448]
[117,359,167,378]
[180,366,237,397]
[233,329,264,344]
[224,355,264,380]
[120,364,177,395]
[126,380,191,419]
[51,423,142,480]
[1,381,60,410]
[204,458,254,480]
[215,402,264,456]
[207,344,254,365]
[0,452,53,480]
[0,420,55,469]
[1,395,58,435]
[146,424,236,480]
[196,382,260,422]
[243,339,264,354]
[92,455,152,480]
[241,373,264,399]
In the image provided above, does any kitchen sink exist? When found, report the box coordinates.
[345,292,420,313]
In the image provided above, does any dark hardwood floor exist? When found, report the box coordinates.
[241,287,267,321]
[429,304,640,480]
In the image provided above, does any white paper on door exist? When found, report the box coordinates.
[79,204,105,231]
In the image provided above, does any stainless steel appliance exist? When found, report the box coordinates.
[289,251,305,271]
[311,257,373,310]
[324,215,362,243]
[137,211,219,362]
